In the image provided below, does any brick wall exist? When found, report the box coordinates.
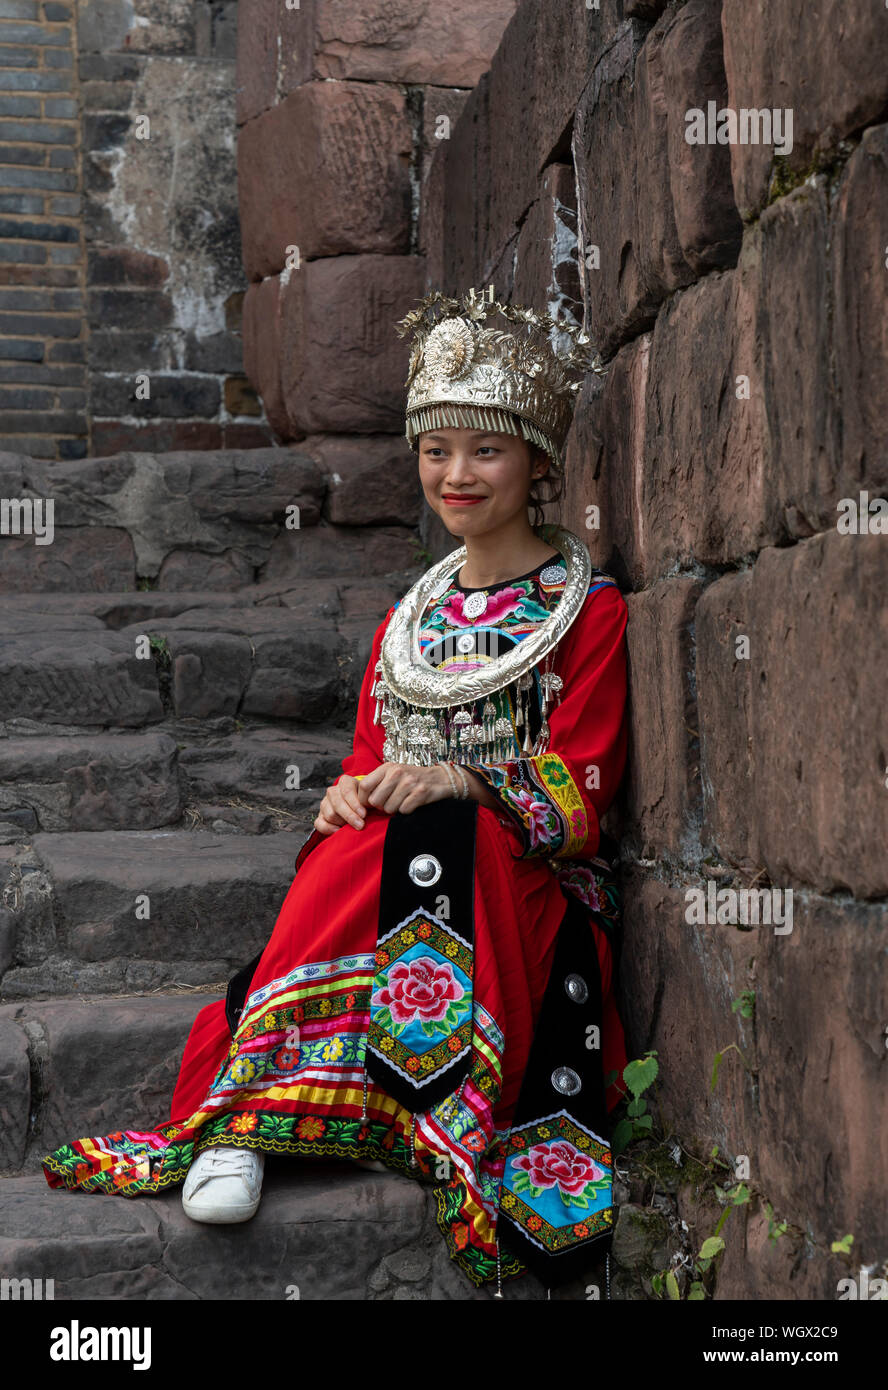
[0,0,266,459]
[0,0,84,457]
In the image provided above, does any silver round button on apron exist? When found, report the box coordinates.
[408,853,442,887]
[551,1066,582,1096]
[564,973,588,1004]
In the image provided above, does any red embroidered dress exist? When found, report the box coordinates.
[41,551,630,1289]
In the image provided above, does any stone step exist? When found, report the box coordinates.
[0,1171,515,1300]
[0,615,347,729]
[0,991,216,1171]
[176,724,353,819]
[0,575,406,730]
[0,732,184,837]
[0,445,420,592]
[0,627,164,730]
[0,725,354,837]
[0,828,307,999]
[0,447,324,593]
[0,571,406,630]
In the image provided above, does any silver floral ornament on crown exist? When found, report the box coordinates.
[422,317,476,380]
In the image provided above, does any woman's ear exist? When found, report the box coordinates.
[531,445,550,479]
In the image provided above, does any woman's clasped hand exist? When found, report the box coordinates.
[313,762,460,835]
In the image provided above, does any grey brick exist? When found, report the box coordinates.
[92,372,221,418]
[78,53,140,83]
[0,384,54,408]
[57,435,88,458]
[0,337,42,361]
[83,111,128,150]
[0,286,82,310]
[0,360,83,384]
[82,80,131,113]
[0,191,42,213]
[0,434,53,453]
[44,2,73,18]
[43,96,76,118]
[0,143,48,165]
[0,117,75,143]
[0,310,80,335]
[54,385,86,407]
[0,1,39,19]
[87,329,167,371]
[0,217,77,241]
[0,45,38,67]
[88,288,173,330]
[48,193,79,215]
[0,69,70,91]
[0,90,39,115]
[44,47,73,68]
[48,147,74,168]
[0,409,84,429]
[0,239,43,261]
[46,242,79,263]
[46,338,84,362]
[0,164,75,190]
[0,22,69,44]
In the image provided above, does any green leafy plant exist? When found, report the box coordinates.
[611,1051,659,1156]
[148,633,170,664]
[731,990,755,1020]
[764,1200,789,1244]
[710,1040,754,1092]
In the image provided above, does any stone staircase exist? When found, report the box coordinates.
[0,445,526,1300]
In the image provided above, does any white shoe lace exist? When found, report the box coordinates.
[200,1147,259,1178]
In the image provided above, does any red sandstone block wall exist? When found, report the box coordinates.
[415,0,888,1298]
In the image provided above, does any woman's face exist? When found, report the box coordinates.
[417,427,547,538]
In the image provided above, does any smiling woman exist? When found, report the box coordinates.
[418,426,559,589]
[41,287,630,1296]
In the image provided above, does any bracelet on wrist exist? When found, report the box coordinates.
[442,762,460,798]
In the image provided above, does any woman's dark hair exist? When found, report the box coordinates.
[526,443,564,530]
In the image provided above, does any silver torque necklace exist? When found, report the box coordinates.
[379,524,591,710]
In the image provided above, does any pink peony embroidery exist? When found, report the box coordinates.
[556,864,601,911]
[438,587,528,628]
[513,1140,605,1197]
[373,956,465,1025]
[503,787,557,848]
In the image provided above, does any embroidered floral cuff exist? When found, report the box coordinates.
[466,753,590,860]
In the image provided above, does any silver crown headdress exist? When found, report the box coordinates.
[395,286,607,471]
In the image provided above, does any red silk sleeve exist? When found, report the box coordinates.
[464,582,629,861]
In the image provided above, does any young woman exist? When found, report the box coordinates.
[42,289,630,1294]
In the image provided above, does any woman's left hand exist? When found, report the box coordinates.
[356,762,455,816]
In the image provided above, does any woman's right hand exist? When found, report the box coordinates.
[313,774,367,835]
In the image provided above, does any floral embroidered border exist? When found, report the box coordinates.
[468,752,588,859]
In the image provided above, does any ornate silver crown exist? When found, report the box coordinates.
[394,287,607,471]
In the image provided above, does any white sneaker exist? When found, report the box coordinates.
[182,1145,265,1224]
